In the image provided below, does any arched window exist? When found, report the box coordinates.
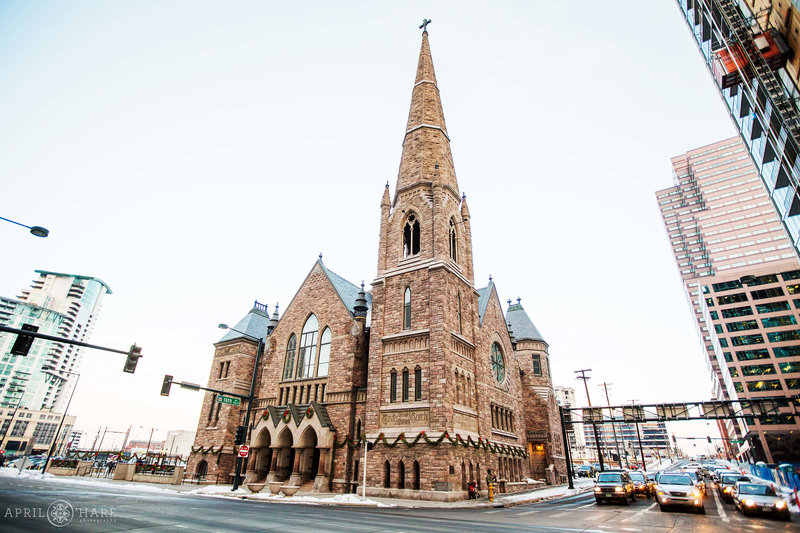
[457,292,463,334]
[455,370,461,405]
[356,419,362,442]
[490,342,506,383]
[283,334,296,380]
[297,315,318,378]
[403,214,420,257]
[402,368,409,402]
[390,370,397,403]
[383,461,391,488]
[413,461,421,490]
[398,460,405,489]
[317,327,331,376]
[466,376,472,407]
[414,366,422,401]
[449,219,457,261]
[403,287,412,329]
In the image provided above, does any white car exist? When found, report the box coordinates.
[656,472,705,514]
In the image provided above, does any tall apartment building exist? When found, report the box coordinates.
[554,386,590,461]
[0,270,111,412]
[674,1,800,259]
[657,137,800,464]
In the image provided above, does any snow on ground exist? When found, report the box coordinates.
[186,485,249,496]
[0,466,178,494]
[497,477,594,505]
[245,491,394,507]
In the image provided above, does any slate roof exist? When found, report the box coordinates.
[217,303,270,343]
[506,302,545,343]
[318,259,372,315]
[476,282,494,325]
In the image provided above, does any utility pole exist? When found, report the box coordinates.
[629,399,647,473]
[599,382,624,469]
[575,369,604,472]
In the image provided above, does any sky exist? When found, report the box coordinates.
[0,1,734,454]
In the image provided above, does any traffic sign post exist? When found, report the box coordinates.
[216,395,241,406]
[238,445,249,458]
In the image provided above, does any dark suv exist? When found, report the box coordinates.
[628,470,654,497]
[594,471,636,505]
[718,473,751,502]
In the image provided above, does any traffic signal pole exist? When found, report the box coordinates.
[232,337,264,492]
[0,325,133,356]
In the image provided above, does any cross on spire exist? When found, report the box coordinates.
[419,18,431,32]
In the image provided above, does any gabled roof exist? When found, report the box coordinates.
[477,281,494,325]
[318,259,372,315]
[506,301,546,343]
[217,303,270,344]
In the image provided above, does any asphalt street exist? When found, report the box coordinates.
[0,472,796,532]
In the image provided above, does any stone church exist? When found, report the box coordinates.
[187,30,565,499]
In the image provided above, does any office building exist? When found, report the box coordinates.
[554,386,591,461]
[0,406,76,456]
[0,270,111,412]
[657,137,800,463]
[675,0,800,258]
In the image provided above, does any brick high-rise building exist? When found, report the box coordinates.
[187,30,564,499]
[657,137,800,463]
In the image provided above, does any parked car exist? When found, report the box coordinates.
[576,465,595,478]
[718,473,752,502]
[594,471,636,505]
[656,472,705,514]
[592,463,603,473]
[733,482,790,520]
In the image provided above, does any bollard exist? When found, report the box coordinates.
[488,482,494,502]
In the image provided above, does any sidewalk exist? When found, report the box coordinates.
[1,466,594,508]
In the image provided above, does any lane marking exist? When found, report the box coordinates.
[621,501,657,522]
[712,489,729,523]
[515,510,538,516]
[484,509,502,514]
[550,511,569,518]
[577,503,595,509]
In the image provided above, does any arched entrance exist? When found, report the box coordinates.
[246,428,272,483]
[297,426,319,482]
[197,460,208,479]
[270,427,294,482]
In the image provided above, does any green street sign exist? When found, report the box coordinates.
[216,395,241,406]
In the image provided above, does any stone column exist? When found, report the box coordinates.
[312,448,330,492]
[288,447,303,486]
[266,447,281,482]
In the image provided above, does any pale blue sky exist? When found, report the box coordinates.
[0,1,733,452]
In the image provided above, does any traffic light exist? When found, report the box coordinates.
[160,375,173,396]
[234,425,245,445]
[123,344,142,373]
[10,324,39,356]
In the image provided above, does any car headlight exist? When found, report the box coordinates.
[724,486,732,493]
[657,490,665,495]
[594,487,601,492]
[638,484,645,489]
[775,501,786,509]
[743,499,755,507]
[615,486,624,492]
[692,490,701,498]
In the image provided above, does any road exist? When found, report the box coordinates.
[0,472,796,532]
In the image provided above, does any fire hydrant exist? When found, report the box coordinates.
[488,482,494,502]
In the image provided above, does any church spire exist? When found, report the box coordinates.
[395,30,458,199]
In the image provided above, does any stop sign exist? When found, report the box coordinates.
[238,445,249,458]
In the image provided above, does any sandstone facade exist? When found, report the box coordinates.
[187,31,564,498]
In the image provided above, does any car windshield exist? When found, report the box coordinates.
[721,475,745,485]
[738,484,776,496]
[684,471,698,481]
[659,474,692,486]
[629,472,645,482]
[578,466,591,470]
[597,473,622,483]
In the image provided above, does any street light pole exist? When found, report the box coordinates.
[218,323,265,492]
[40,367,80,476]
[0,215,49,237]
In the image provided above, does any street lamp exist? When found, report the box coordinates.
[40,366,80,475]
[0,216,49,237]
[218,322,265,491]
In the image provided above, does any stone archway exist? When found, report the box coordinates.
[245,427,272,483]
[297,426,319,483]
[269,427,294,483]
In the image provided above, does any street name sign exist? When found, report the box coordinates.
[216,395,241,406]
